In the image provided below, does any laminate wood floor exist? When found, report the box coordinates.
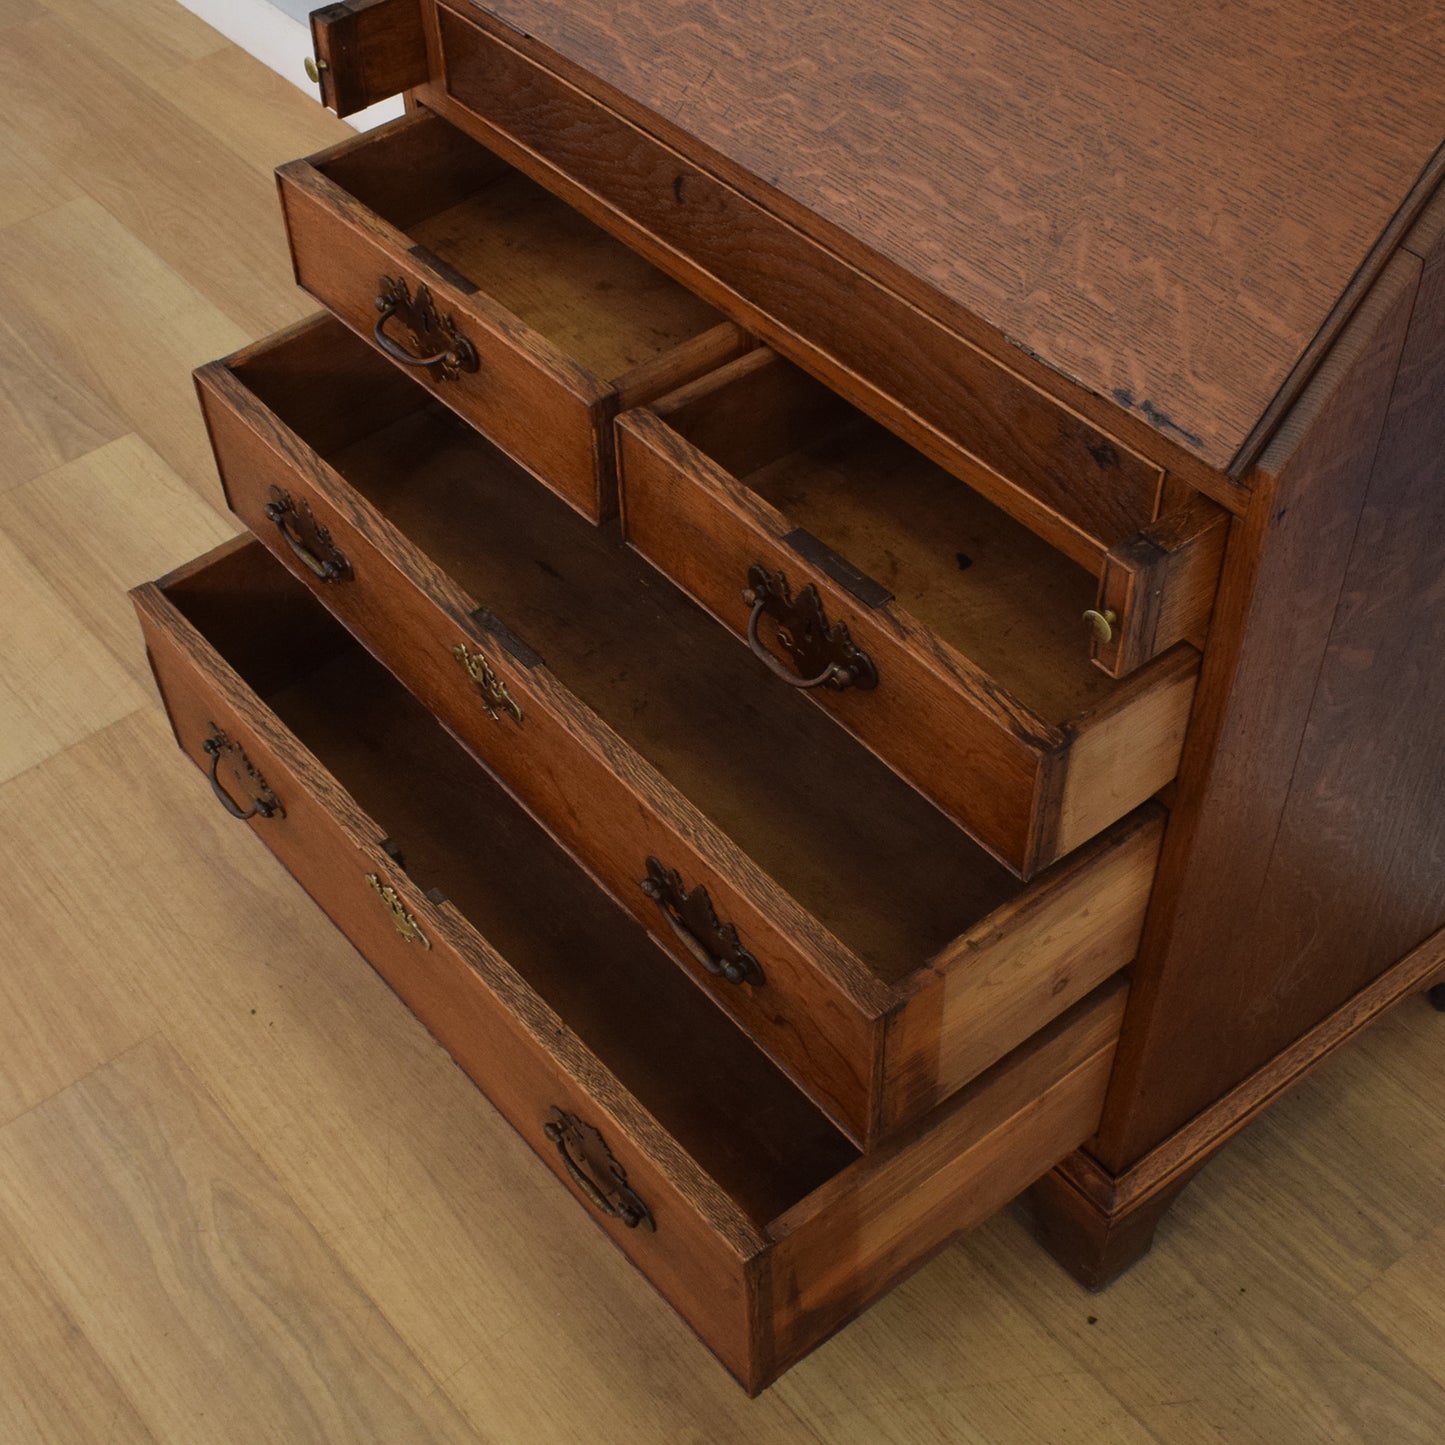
[0,4,1441,1440]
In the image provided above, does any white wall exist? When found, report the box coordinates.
[177,0,405,128]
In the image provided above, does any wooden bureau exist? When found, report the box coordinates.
[133,0,1445,1393]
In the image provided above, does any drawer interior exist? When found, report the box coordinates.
[651,350,1122,725]
[162,541,858,1226]
[313,111,725,383]
[231,325,1031,985]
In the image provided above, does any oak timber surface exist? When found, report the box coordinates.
[466,0,1445,471]
[2,0,1445,1438]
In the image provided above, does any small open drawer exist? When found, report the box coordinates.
[131,536,1127,1393]
[196,314,1159,1146]
[618,349,1212,873]
[276,108,748,520]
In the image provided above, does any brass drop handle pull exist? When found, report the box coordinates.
[374,309,453,369]
[263,487,350,583]
[202,727,281,820]
[741,563,878,692]
[640,857,765,986]
[365,873,430,949]
[373,276,479,381]
[543,1108,655,1231]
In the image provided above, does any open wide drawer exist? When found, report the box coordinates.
[197,315,1160,1146]
[131,535,1127,1393]
[618,349,1210,874]
[276,108,748,520]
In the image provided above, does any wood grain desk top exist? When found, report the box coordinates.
[465,0,1445,474]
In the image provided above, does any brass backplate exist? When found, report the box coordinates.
[743,563,878,690]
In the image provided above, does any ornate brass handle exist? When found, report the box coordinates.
[742,563,878,691]
[202,727,281,820]
[640,857,764,986]
[365,873,430,949]
[543,1107,654,1231]
[263,487,350,582]
[373,276,479,381]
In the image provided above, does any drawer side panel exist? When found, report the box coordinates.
[758,981,1127,1388]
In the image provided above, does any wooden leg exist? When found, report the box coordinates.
[1029,1161,1197,1291]
[1032,945,1445,1290]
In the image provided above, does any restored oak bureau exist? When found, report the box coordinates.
[131,0,1445,1392]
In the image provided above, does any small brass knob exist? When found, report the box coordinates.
[304,55,328,84]
[1083,608,1118,645]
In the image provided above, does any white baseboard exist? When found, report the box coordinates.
[177,0,405,129]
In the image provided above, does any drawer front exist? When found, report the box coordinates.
[421,0,1170,574]
[618,401,1198,876]
[133,547,765,1385]
[278,147,612,520]
[196,343,886,1144]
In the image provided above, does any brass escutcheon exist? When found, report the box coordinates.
[366,873,430,949]
[452,642,522,724]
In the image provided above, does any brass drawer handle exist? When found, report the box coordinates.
[202,726,281,820]
[366,873,430,949]
[263,487,351,583]
[543,1107,655,1231]
[1083,608,1118,644]
[640,856,765,986]
[452,642,523,724]
[373,275,479,381]
[742,563,878,691]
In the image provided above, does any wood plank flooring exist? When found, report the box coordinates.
[0,3,1440,1439]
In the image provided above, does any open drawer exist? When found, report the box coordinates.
[415,0,1229,681]
[195,314,1159,1146]
[131,535,1127,1394]
[618,349,1210,873]
[276,108,748,520]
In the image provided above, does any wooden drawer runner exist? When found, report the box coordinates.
[196,314,1160,1146]
[131,535,1128,1394]
[412,0,1228,678]
[276,108,749,520]
[618,348,1202,874]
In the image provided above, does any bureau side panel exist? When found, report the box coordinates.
[1219,214,1445,1063]
[1092,246,1426,1167]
